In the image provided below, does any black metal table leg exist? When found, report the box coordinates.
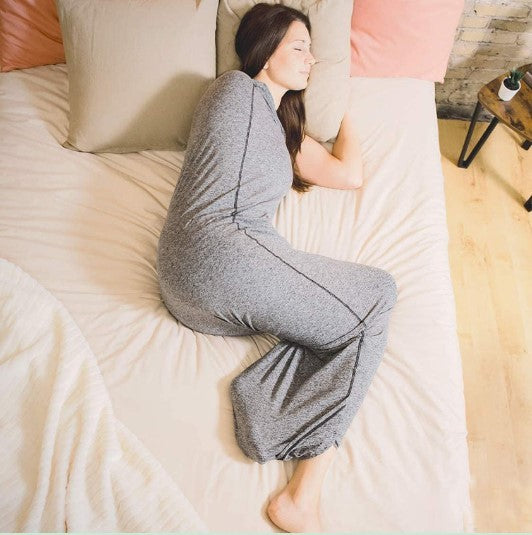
[520,140,532,210]
[520,140,531,210]
[457,100,499,168]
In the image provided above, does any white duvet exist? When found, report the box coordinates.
[0,258,207,532]
[0,64,474,532]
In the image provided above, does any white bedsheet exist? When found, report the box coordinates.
[0,63,474,532]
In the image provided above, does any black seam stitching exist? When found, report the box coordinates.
[278,331,365,460]
[279,406,344,461]
[230,83,366,329]
[229,85,368,461]
[243,228,367,327]
[231,84,255,225]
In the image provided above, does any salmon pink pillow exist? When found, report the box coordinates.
[0,0,65,72]
[350,0,465,84]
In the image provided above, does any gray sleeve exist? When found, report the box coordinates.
[199,70,255,141]
[182,70,256,182]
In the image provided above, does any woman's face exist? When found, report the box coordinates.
[264,20,316,90]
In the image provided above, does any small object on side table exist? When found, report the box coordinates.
[457,62,531,211]
[498,67,525,101]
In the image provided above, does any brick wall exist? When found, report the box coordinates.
[436,0,532,122]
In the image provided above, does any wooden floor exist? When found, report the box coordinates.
[438,118,532,532]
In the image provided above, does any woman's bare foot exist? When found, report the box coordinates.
[267,486,323,533]
[266,444,336,532]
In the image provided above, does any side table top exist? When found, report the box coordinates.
[478,62,531,142]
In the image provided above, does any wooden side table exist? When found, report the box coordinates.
[457,62,531,211]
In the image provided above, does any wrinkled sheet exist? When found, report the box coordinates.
[0,63,475,532]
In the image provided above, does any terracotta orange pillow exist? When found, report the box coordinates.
[0,0,65,72]
[350,0,465,84]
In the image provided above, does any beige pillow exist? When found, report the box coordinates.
[216,0,354,143]
[55,0,218,153]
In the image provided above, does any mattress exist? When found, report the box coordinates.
[0,63,475,532]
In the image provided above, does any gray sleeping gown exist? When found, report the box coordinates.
[156,69,397,464]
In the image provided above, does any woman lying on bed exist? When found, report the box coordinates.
[156,2,397,532]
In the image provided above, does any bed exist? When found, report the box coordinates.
[0,62,475,531]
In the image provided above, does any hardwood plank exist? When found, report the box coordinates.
[438,118,532,532]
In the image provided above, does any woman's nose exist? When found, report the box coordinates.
[307,52,316,65]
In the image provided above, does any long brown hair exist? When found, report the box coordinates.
[235,2,313,194]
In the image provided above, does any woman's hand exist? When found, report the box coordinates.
[294,134,358,190]
[293,110,364,191]
[331,111,364,189]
